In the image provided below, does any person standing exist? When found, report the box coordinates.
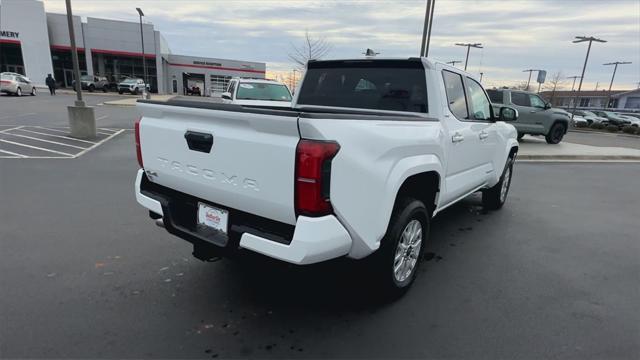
[45,74,56,95]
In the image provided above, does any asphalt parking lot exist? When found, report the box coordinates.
[1,93,639,359]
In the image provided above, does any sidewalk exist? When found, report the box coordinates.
[518,136,640,161]
[103,95,175,106]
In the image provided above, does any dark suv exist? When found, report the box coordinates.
[487,88,570,144]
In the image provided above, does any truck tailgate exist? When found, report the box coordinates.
[137,102,300,225]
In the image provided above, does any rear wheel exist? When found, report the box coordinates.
[102,86,108,92]
[545,122,566,144]
[31,87,36,96]
[118,90,123,95]
[16,87,22,96]
[372,198,428,298]
[482,155,514,210]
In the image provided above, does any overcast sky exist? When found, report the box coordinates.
[41,0,640,90]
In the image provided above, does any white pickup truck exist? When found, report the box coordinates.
[134,58,519,296]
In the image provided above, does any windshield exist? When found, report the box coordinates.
[122,79,138,84]
[80,75,93,81]
[236,82,292,102]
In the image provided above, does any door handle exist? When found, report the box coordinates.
[452,132,464,143]
[479,130,489,140]
[184,131,214,153]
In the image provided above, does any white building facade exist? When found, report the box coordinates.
[0,0,265,94]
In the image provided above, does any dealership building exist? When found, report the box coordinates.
[0,0,265,94]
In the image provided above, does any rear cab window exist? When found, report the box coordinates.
[510,92,530,107]
[296,59,428,113]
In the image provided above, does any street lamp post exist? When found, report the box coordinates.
[603,61,631,108]
[420,0,436,57]
[455,43,483,71]
[522,69,541,91]
[570,36,606,119]
[65,0,95,139]
[567,75,581,92]
[136,7,149,99]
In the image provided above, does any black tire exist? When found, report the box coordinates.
[102,86,108,93]
[31,87,36,96]
[16,87,22,96]
[545,122,566,144]
[132,88,139,95]
[88,85,95,92]
[482,155,514,210]
[517,133,525,140]
[118,90,123,95]
[371,198,429,298]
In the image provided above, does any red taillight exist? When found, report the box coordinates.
[0,80,12,85]
[295,139,340,217]
[134,118,143,168]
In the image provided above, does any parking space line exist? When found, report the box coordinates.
[0,132,87,149]
[0,126,24,133]
[17,128,97,144]
[0,139,74,156]
[73,129,125,158]
[0,149,26,158]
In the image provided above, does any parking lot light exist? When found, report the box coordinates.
[136,7,150,100]
[570,36,606,119]
[603,61,632,108]
[455,43,483,71]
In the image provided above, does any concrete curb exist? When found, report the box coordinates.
[103,95,176,107]
[518,154,640,161]
[569,128,640,139]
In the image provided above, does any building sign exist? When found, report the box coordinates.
[193,60,222,67]
[0,30,20,39]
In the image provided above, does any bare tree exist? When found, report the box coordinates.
[543,71,564,103]
[288,30,332,69]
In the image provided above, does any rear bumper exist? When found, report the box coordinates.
[134,169,352,265]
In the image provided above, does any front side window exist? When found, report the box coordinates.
[466,78,492,121]
[236,82,292,102]
[297,61,428,113]
[529,94,546,108]
[511,92,530,107]
[442,70,468,119]
[486,89,503,104]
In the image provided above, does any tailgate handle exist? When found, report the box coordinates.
[184,131,213,153]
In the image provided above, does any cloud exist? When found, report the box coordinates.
[41,0,640,89]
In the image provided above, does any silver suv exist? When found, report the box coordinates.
[487,88,570,144]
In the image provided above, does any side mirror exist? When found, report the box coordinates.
[499,106,518,122]
[544,102,552,109]
[221,92,232,100]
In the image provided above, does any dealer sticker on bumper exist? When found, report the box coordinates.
[197,203,229,234]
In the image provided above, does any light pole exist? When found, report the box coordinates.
[136,7,149,99]
[567,75,581,91]
[420,0,436,57]
[522,69,542,91]
[446,60,462,67]
[603,61,631,108]
[479,72,484,83]
[570,36,606,118]
[65,0,95,139]
[455,43,482,71]
[292,69,297,94]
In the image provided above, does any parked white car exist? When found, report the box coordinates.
[134,58,519,297]
[221,78,292,108]
[117,78,149,95]
[615,113,640,127]
[571,110,608,125]
[571,115,589,127]
[0,73,36,96]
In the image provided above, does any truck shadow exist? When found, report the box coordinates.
[190,194,488,312]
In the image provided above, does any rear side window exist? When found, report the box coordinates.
[442,70,468,119]
[486,89,503,104]
[511,92,530,107]
[297,60,428,113]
